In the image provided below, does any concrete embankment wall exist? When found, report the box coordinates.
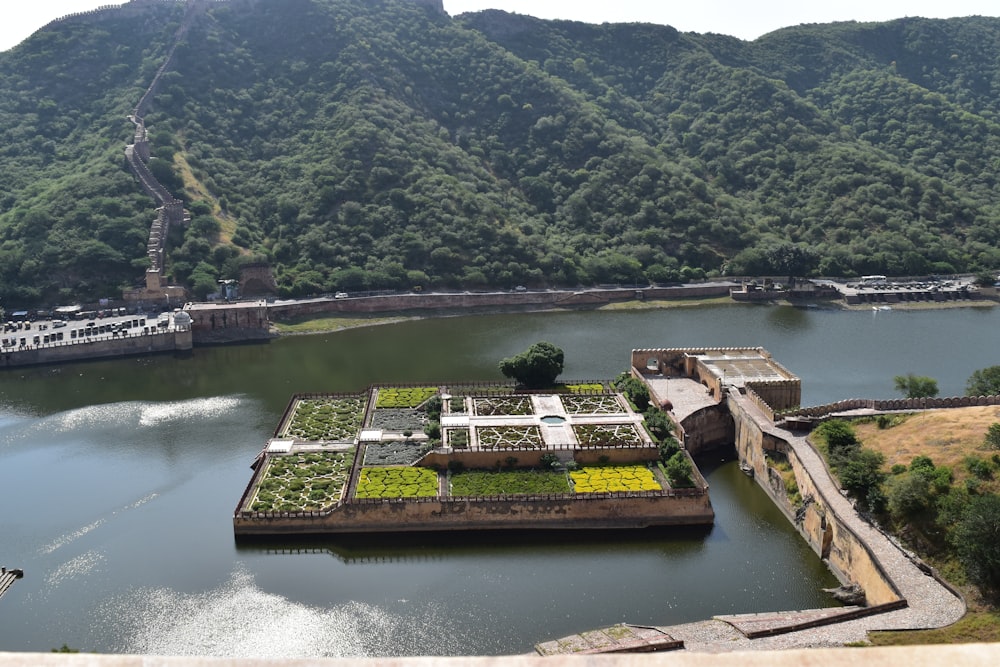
[731,394,901,606]
[268,284,734,320]
[234,491,713,537]
[0,330,191,368]
[778,445,899,604]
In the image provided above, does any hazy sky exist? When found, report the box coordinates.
[3,0,998,51]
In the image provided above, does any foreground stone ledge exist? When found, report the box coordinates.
[3,644,1000,666]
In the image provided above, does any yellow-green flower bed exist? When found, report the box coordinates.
[570,465,662,493]
[355,466,439,498]
[375,386,438,408]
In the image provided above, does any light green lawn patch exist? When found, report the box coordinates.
[273,315,413,334]
[450,469,570,496]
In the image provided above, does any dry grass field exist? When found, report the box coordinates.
[852,406,1000,644]
[854,407,1000,494]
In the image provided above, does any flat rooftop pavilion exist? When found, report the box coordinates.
[632,347,802,412]
[694,350,794,388]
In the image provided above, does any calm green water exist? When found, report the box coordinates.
[0,304,996,656]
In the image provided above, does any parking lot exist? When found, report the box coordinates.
[1,312,173,351]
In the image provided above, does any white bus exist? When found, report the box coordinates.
[860,275,887,284]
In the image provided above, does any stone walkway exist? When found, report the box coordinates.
[657,393,966,652]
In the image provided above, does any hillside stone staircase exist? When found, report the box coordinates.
[121,1,207,303]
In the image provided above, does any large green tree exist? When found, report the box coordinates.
[953,494,1000,601]
[893,373,939,399]
[966,366,1000,396]
[498,341,564,388]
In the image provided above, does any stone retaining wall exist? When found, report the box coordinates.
[731,393,903,606]
[0,329,192,368]
[234,490,713,536]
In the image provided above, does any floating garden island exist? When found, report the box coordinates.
[233,383,714,537]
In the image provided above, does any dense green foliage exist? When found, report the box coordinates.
[966,366,1000,397]
[498,341,564,388]
[4,0,1000,306]
[614,372,650,411]
[954,494,1000,600]
[813,419,886,511]
[662,451,694,488]
[893,373,940,398]
[816,418,1000,602]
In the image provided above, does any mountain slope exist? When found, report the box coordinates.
[1,0,1000,306]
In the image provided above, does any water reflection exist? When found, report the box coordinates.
[767,304,813,333]
[11,304,995,655]
[236,526,715,565]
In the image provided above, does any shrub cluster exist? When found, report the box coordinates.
[569,465,661,493]
[355,466,439,498]
[250,452,352,512]
[282,397,365,441]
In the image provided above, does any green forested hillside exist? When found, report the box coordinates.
[1,0,1000,306]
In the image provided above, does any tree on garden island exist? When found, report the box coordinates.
[498,341,564,389]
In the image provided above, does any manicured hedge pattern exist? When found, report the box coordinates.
[446,428,470,448]
[375,387,438,408]
[250,451,353,511]
[477,425,544,449]
[574,423,643,447]
[561,394,625,414]
[474,396,534,416]
[281,397,365,441]
[355,466,439,498]
[570,465,662,493]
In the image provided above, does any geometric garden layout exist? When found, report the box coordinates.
[241,383,673,514]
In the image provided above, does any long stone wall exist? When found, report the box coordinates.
[782,394,1000,420]
[185,301,272,343]
[234,490,713,536]
[0,329,192,368]
[730,392,903,606]
[268,285,736,320]
[121,1,212,298]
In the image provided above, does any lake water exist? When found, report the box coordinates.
[0,303,995,657]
